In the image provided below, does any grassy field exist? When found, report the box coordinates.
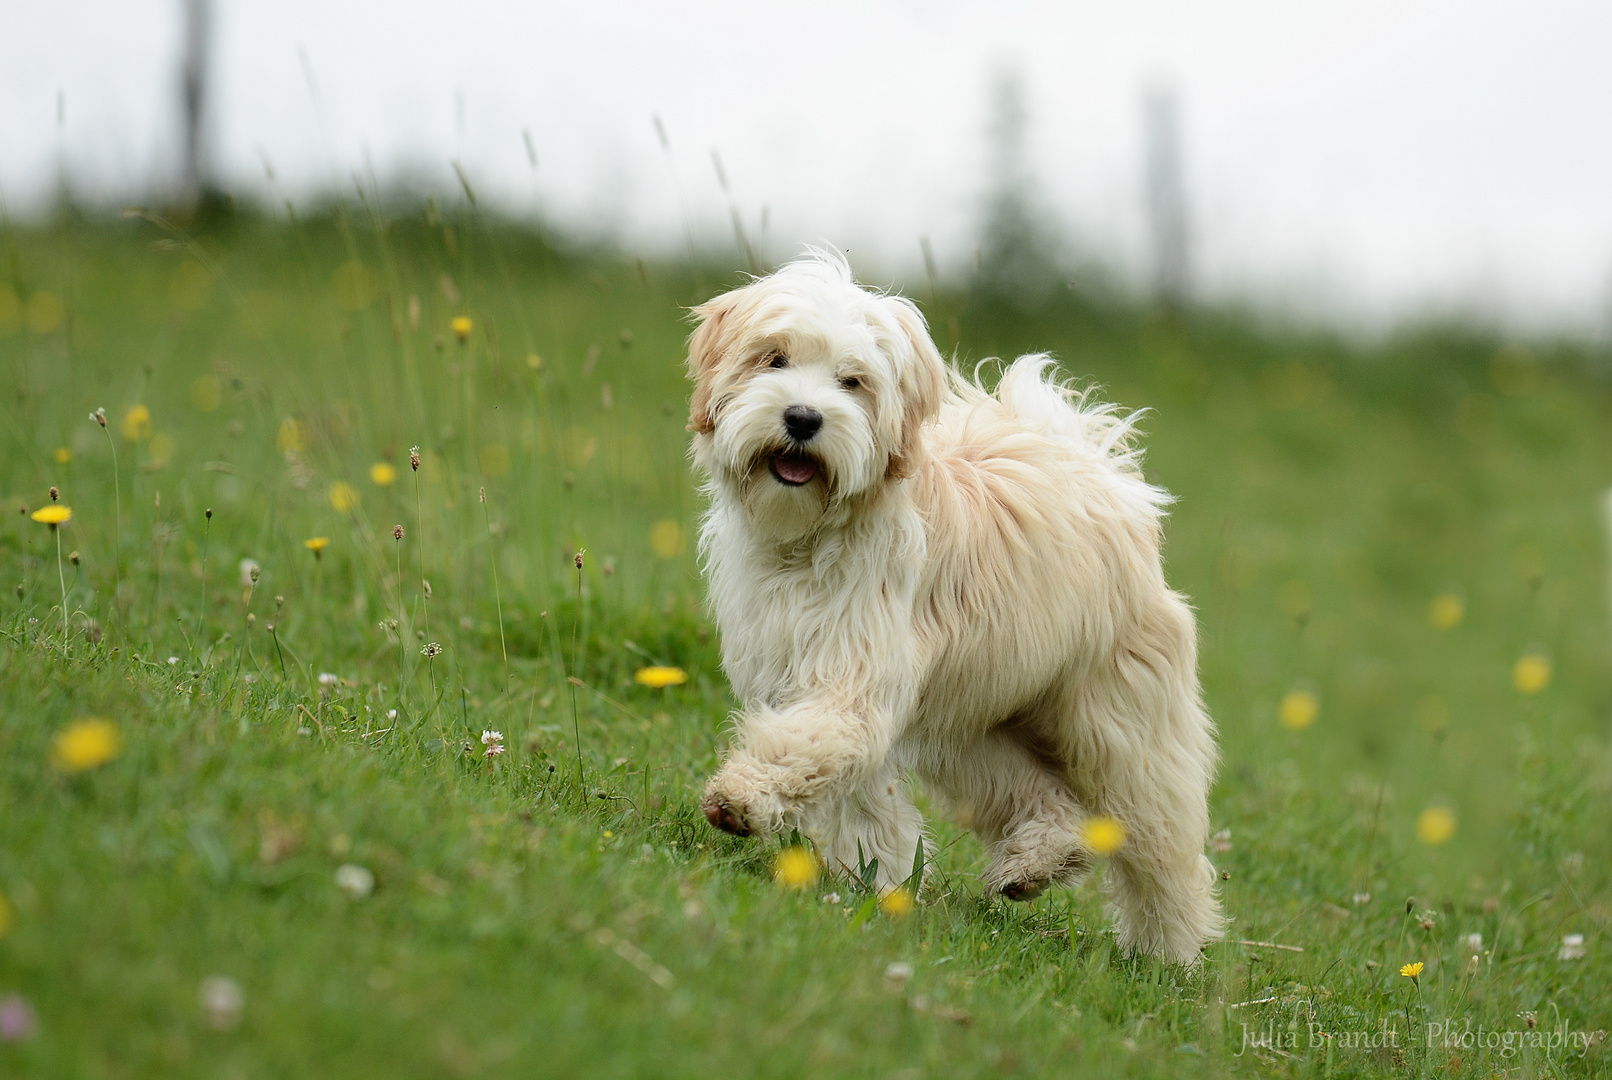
[1,204,1610,1079]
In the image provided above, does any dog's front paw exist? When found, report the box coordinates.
[701,795,754,837]
[996,878,1048,902]
[700,769,788,840]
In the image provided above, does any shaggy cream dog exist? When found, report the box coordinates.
[687,252,1223,963]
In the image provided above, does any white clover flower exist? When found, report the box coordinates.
[318,672,340,687]
[199,976,244,1030]
[1559,934,1586,961]
[335,864,375,899]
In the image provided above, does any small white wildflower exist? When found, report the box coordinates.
[335,864,375,899]
[167,656,179,665]
[1210,828,1232,853]
[420,642,441,658]
[480,730,504,746]
[199,976,244,1030]
[1463,932,1483,953]
[1351,892,1371,905]
[318,672,340,687]
[822,892,841,905]
[1559,934,1586,961]
[385,709,398,721]
[883,962,914,989]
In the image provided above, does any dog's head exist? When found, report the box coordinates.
[685,251,945,540]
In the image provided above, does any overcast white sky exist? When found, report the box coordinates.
[4,0,1612,329]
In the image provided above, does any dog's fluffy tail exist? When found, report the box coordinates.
[952,354,1154,481]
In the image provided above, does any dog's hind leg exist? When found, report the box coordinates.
[810,761,926,896]
[1062,596,1225,965]
[917,730,1093,902]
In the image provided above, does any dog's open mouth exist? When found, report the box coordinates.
[769,452,819,486]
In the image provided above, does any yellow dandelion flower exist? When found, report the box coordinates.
[304,537,331,557]
[650,519,686,559]
[1081,816,1127,856]
[1278,689,1318,731]
[1416,806,1456,846]
[30,505,72,526]
[1400,961,1424,980]
[1512,654,1550,694]
[53,447,72,465]
[879,886,915,918]
[52,718,121,772]
[328,482,359,513]
[450,316,473,341]
[634,666,688,689]
[276,418,308,455]
[122,404,152,442]
[774,847,820,890]
[1427,593,1464,630]
[370,462,398,486]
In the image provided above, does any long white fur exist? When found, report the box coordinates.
[687,251,1224,964]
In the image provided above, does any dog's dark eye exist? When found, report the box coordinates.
[767,353,789,369]
[839,376,861,390]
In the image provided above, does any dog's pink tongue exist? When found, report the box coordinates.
[773,455,818,484]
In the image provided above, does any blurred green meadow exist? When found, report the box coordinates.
[1,204,1609,1079]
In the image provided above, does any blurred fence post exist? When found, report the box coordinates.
[1143,84,1190,311]
[180,0,214,205]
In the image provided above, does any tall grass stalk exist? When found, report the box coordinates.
[480,487,509,691]
[92,408,121,616]
[394,525,407,715]
[52,523,70,646]
[569,550,585,789]
[196,508,212,662]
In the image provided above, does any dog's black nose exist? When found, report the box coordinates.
[783,404,823,442]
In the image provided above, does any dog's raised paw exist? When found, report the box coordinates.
[997,879,1047,902]
[702,797,753,837]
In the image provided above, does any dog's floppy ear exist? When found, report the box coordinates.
[886,298,946,479]
[685,293,736,435]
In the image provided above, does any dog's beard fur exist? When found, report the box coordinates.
[684,250,1224,965]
